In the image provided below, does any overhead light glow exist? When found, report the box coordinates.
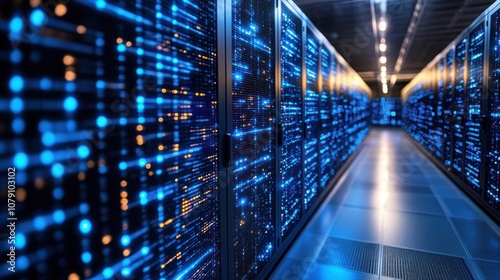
[379,43,387,52]
[391,75,397,84]
[380,56,387,64]
[379,19,387,31]
[381,77,387,84]
[381,72,387,78]
[381,66,387,72]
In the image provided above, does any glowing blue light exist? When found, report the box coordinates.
[138,158,146,167]
[96,0,106,9]
[34,216,46,230]
[79,219,92,234]
[17,233,26,249]
[12,118,25,134]
[141,246,149,255]
[136,68,144,75]
[138,117,145,124]
[137,104,144,110]
[81,252,92,263]
[30,9,46,26]
[9,76,24,93]
[96,80,105,89]
[156,62,163,69]
[119,162,127,170]
[63,96,78,111]
[117,44,126,52]
[40,78,52,90]
[172,4,178,12]
[65,82,76,92]
[18,256,29,271]
[157,192,164,200]
[140,191,148,205]
[103,267,113,279]
[67,120,76,131]
[121,235,130,246]
[9,17,23,33]
[156,155,163,163]
[96,116,108,127]
[136,96,145,103]
[51,163,64,178]
[79,203,89,214]
[10,50,22,63]
[42,132,55,146]
[121,268,131,276]
[119,118,127,125]
[10,97,24,113]
[77,145,90,158]
[53,188,64,200]
[14,152,28,169]
[40,150,54,165]
[137,48,144,55]
[156,97,163,104]
[96,38,105,47]
[53,210,65,224]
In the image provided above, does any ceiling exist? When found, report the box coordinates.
[293,0,496,97]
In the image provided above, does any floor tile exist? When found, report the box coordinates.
[285,232,325,261]
[451,218,500,261]
[383,211,467,257]
[328,207,382,243]
[307,264,379,280]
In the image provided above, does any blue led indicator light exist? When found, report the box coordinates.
[30,9,46,26]
[79,219,92,234]
[14,152,28,169]
[9,76,24,93]
[121,235,130,246]
[9,17,23,33]
[51,163,64,178]
[103,268,113,279]
[53,210,65,224]
[96,116,108,128]
[63,97,78,112]
[77,145,90,158]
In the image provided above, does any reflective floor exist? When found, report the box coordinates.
[270,129,500,280]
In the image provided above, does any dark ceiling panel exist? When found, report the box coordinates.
[293,0,496,97]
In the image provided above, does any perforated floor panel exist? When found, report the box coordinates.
[316,237,379,275]
[382,246,474,280]
[475,260,500,280]
[451,218,500,261]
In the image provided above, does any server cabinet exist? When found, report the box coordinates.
[487,9,500,210]
[319,47,333,190]
[231,0,277,278]
[303,29,320,211]
[444,49,456,168]
[464,24,486,192]
[0,1,221,279]
[453,37,468,178]
[436,57,446,162]
[279,3,303,240]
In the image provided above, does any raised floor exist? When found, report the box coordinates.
[270,129,500,280]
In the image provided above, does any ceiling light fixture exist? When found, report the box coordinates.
[379,19,387,32]
[380,56,387,64]
[379,43,387,52]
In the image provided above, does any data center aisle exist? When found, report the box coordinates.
[270,128,500,280]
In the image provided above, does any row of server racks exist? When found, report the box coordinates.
[0,0,371,279]
[371,97,403,127]
[403,1,500,223]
